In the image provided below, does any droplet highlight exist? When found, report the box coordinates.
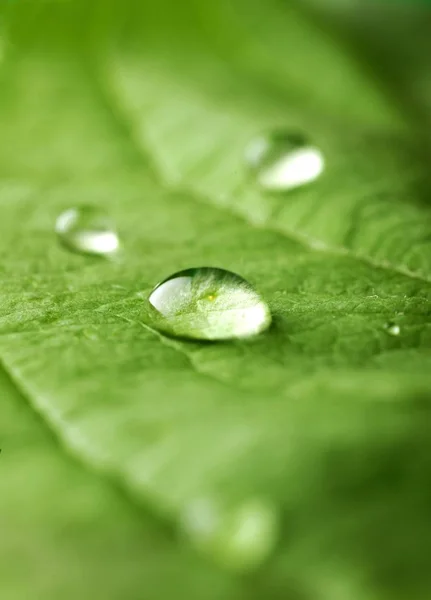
[245,131,324,191]
[147,267,272,340]
[385,322,400,336]
[180,497,279,571]
[55,206,120,256]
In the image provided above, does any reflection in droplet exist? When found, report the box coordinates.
[147,267,272,341]
[385,322,400,336]
[245,131,324,191]
[55,206,120,256]
[180,497,279,571]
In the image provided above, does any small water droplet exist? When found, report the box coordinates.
[385,322,400,336]
[147,267,271,340]
[180,497,278,571]
[55,206,120,256]
[245,131,324,191]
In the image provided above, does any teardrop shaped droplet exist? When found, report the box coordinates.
[180,497,279,571]
[245,130,324,191]
[55,206,120,256]
[385,322,400,336]
[148,267,271,340]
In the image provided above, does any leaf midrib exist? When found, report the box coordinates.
[0,348,185,535]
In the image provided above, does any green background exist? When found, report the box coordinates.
[0,1,430,599]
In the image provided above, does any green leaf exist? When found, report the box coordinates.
[0,371,242,600]
[1,1,431,598]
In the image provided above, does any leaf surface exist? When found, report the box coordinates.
[1,1,431,598]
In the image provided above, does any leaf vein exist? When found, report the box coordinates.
[94,60,431,285]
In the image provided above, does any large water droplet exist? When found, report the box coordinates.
[148,267,271,340]
[245,131,324,191]
[385,322,400,336]
[55,206,120,256]
[180,497,278,571]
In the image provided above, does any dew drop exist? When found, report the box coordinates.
[55,206,120,256]
[180,497,279,571]
[385,322,400,336]
[245,130,324,191]
[147,267,271,340]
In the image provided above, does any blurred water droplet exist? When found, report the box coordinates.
[181,497,278,571]
[55,206,119,257]
[148,267,271,340]
[385,322,400,336]
[83,328,98,341]
[245,131,324,191]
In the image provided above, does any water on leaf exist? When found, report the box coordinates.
[55,206,119,256]
[180,497,278,571]
[385,322,400,336]
[245,130,324,191]
[147,267,271,340]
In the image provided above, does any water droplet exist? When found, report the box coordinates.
[55,206,120,256]
[180,497,278,571]
[385,322,400,336]
[148,267,271,340]
[245,131,324,191]
[83,328,98,341]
